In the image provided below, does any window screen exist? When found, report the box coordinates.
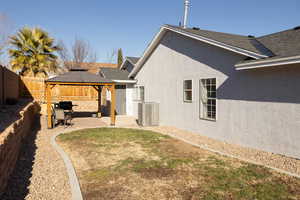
[134,86,144,101]
[183,80,193,102]
[200,78,216,120]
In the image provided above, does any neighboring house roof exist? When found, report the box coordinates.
[65,62,118,74]
[100,68,130,80]
[99,68,136,83]
[119,56,140,71]
[126,57,140,65]
[46,68,113,83]
[130,24,300,77]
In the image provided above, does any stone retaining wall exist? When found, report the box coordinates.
[0,101,40,195]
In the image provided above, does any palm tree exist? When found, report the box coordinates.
[8,27,60,77]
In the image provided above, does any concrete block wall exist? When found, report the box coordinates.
[0,101,40,195]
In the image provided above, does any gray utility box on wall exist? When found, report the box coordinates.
[138,102,159,126]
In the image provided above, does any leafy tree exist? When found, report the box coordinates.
[117,48,123,68]
[9,27,60,77]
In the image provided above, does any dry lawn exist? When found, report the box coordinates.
[57,128,300,200]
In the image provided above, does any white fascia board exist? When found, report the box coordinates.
[235,55,300,70]
[119,60,127,70]
[113,80,137,83]
[127,59,136,66]
[129,27,166,78]
[129,25,269,78]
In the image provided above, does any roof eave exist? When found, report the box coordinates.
[128,60,136,66]
[163,25,268,59]
[113,79,137,83]
[235,55,300,70]
[129,25,269,78]
[119,60,128,70]
[129,27,166,78]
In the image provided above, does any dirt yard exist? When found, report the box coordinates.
[57,128,300,200]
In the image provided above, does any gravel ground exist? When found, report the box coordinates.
[21,116,106,200]
[145,126,300,176]
[104,116,300,177]
[2,115,72,200]
[1,113,112,200]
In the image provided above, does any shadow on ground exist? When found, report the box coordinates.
[1,114,41,200]
[0,99,31,133]
[72,111,98,118]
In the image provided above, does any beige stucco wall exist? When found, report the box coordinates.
[135,30,300,159]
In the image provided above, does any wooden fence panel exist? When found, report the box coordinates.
[20,77,45,101]
[20,77,100,102]
[0,66,20,104]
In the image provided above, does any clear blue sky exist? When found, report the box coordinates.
[1,0,300,62]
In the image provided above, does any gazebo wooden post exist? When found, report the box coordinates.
[110,84,116,126]
[46,83,52,129]
[97,86,102,117]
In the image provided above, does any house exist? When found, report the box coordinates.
[65,62,118,74]
[120,57,140,72]
[129,24,300,159]
[99,67,136,116]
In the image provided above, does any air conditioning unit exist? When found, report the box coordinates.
[138,102,159,126]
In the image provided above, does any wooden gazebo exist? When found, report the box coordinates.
[45,68,116,129]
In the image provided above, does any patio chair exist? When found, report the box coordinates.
[53,108,72,127]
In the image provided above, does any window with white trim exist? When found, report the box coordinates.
[200,78,216,120]
[133,85,144,101]
[183,80,193,102]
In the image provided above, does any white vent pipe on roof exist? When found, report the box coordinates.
[183,0,190,29]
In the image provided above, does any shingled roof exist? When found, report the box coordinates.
[166,25,300,69]
[257,27,300,57]
[46,68,113,83]
[166,25,274,57]
[236,26,300,68]
[130,24,300,76]
[100,68,130,80]
[65,62,118,74]
[126,57,140,65]
[166,25,300,63]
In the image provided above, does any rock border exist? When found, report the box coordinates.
[110,123,300,179]
[164,132,300,179]
[50,125,107,200]
[51,131,83,200]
